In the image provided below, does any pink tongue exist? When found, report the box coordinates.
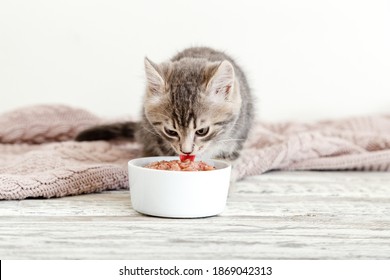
[180,154,195,162]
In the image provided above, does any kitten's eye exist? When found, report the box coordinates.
[164,127,179,138]
[196,127,209,137]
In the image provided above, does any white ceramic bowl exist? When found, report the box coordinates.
[128,156,231,218]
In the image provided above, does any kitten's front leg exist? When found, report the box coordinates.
[213,155,240,196]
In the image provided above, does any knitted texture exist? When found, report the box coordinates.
[0,104,103,144]
[0,105,141,200]
[233,114,390,180]
[0,105,389,199]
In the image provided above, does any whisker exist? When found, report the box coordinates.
[141,125,160,137]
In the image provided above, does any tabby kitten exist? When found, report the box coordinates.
[76,47,254,160]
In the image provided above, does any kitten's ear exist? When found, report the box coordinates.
[144,57,164,95]
[206,60,235,98]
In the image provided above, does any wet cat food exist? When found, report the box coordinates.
[144,159,215,171]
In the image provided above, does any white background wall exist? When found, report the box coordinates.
[1,0,389,122]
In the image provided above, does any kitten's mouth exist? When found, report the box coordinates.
[179,154,195,162]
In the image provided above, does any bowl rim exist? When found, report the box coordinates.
[128,156,231,173]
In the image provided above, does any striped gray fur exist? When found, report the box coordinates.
[76,47,254,160]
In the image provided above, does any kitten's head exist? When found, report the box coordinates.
[143,57,242,157]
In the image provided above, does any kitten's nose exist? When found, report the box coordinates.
[180,143,194,155]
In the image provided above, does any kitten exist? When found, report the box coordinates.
[76,47,254,160]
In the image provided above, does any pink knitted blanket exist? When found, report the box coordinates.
[1,105,389,200]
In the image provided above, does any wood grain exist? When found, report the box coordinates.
[1,171,389,259]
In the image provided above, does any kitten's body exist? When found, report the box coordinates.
[76,47,254,160]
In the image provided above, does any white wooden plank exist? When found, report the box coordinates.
[1,171,389,259]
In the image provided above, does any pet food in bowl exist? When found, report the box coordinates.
[144,159,215,171]
[128,156,231,218]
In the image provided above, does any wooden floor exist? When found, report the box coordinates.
[1,171,390,259]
